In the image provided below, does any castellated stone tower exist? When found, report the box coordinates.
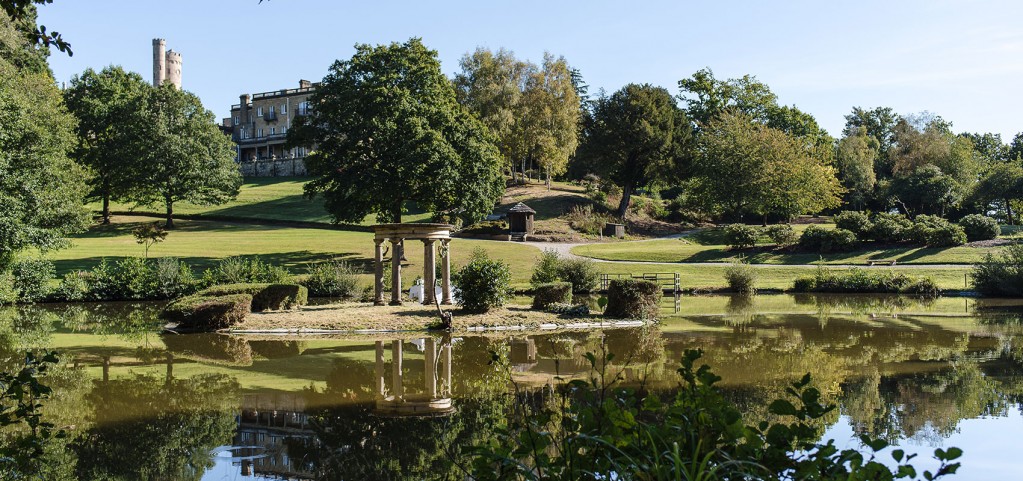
[152,38,166,87]
[165,49,182,89]
[151,38,182,88]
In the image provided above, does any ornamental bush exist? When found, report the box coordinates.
[202,256,292,286]
[792,266,939,296]
[454,248,511,313]
[834,211,872,238]
[531,250,563,286]
[604,279,660,319]
[724,261,757,294]
[926,224,968,247]
[10,258,54,302]
[532,282,573,310]
[958,214,1000,242]
[161,293,253,330]
[798,225,858,253]
[972,244,1023,297]
[868,213,912,243]
[723,223,759,249]
[557,258,600,294]
[304,259,361,298]
[764,224,798,246]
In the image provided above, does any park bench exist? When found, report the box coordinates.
[867,259,898,266]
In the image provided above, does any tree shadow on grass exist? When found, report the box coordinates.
[53,251,374,276]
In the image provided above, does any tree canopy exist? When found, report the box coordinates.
[291,38,504,225]
[0,8,89,267]
[579,83,691,218]
[132,84,241,228]
[64,66,152,224]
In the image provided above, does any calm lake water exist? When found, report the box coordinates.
[3,294,1023,480]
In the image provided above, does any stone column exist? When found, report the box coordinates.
[373,239,385,306]
[375,341,385,399]
[424,337,437,398]
[390,238,403,305]
[441,239,452,305]
[391,340,403,400]
[423,240,437,305]
[442,340,452,396]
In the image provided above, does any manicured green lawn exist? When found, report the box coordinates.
[90,176,431,225]
[50,216,544,285]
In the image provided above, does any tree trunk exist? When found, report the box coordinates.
[1006,198,1016,225]
[165,197,174,229]
[393,199,403,224]
[616,182,633,220]
[102,195,111,224]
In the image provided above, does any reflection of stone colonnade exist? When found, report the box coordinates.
[374,337,454,416]
[372,224,454,306]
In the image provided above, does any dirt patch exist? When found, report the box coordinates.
[230,302,596,332]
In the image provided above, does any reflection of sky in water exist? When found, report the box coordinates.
[825,410,1023,481]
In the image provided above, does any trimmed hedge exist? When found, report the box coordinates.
[793,268,939,296]
[604,279,660,320]
[532,282,573,310]
[198,283,307,311]
[162,293,253,330]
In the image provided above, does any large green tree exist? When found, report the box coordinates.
[886,115,981,216]
[290,38,504,225]
[843,106,900,180]
[969,162,1023,224]
[693,112,843,221]
[453,47,530,175]
[133,84,241,228]
[836,127,879,210]
[519,53,580,188]
[64,66,151,224]
[579,84,691,219]
[0,8,89,267]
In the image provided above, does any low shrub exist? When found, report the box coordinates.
[764,224,797,246]
[959,214,1000,242]
[532,282,573,310]
[604,279,660,319]
[792,266,939,296]
[723,261,757,294]
[198,283,307,311]
[162,293,253,330]
[55,271,90,302]
[89,257,151,300]
[566,205,615,235]
[530,250,599,293]
[11,258,55,302]
[304,259,360,298]
[557,258,600,294]
[723,223,759,249]
[972,244,1023,297]
[530,250,563,287]
[0,271,17,305]
[927,224,968,247]
[152,257,197,299]
[798,225,858,253]
[868,213,912,243]
[834,211,872,238]
[545,303,590,316]
[454,248,512,313]
[202,256,292,286]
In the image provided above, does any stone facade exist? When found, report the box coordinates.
[226,80,317,173]
[238,158,307,177]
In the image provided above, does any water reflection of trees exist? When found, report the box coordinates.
[74,373,239,481]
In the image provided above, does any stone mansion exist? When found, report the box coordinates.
[223,80,318,175]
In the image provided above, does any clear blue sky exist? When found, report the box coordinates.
[40,0,1023,140]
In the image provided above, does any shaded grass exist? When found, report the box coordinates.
[573,233,1002,265]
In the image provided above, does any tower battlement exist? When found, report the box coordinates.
[151,38,181,89]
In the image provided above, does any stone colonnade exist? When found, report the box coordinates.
[372,224,454,306]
